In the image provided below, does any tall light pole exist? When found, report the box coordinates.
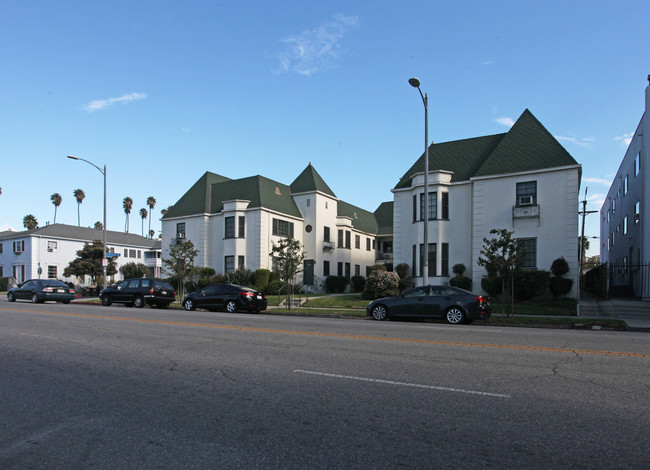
[409,77,429,285]
[67,155,108,291]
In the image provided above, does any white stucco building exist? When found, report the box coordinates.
[0,224,162,285]
[600,77,650,299]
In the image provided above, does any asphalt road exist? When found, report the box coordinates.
[1,300,648,469]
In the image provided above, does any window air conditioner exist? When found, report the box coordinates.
[519,196,534,206]
[176,233,185,239]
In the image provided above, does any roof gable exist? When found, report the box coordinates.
[337,200,378,234]
[163,172,231,219]
[290,163,337,197]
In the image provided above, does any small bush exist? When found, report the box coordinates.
[398,277,413,292]
[450,276,472,290]
[210,274,227,284]
[0,277,9,291]
[336,276,349,293]
[325,275,339,293]
[481,276,502,297]
[196,267,216,279]
[452,263,467,276]
[254,269,271,292]
[395,263,410,279]
[350,275,366,293]
[185,280,198,293]
[198,278,212,289]
[367,264,387,276]
[225,268,254,286]
[513,269,550,301]
[267,280,286,294]
[551,257,570,277]
[362,271,399,300]
[550,277,573,299]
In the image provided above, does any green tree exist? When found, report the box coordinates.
[477,228,523,316]
[162,240,199,300]
[73,188,85,226]
[63,240,117,285]
[94,221,103,230]
[146,196,156,238]
[23,214,38,230]
[123,196,133,233]
[269,237,305,309]
[120,262,149,279]
[139,208,147,236]
[50,193,62,224]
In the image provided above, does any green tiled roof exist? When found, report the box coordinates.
[337,200,378,234]
[394,109,578,189]
[374,202,394,236]
[290,163,337,197]
[163,172,231,219]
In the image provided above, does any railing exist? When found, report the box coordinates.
[583,262,650,299]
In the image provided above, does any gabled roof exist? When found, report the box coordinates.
[163,172,231,219]
[290,163,337,197]
[0,223,158,248]
[337,200,378,234]
[394,109,579,189]
[374,201,394,236]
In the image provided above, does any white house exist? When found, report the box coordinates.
[0,224,162,285]
[392,109,581,296]
[600,77,650,299]
[161,164,387,291]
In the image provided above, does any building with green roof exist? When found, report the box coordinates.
[392,109,581,296]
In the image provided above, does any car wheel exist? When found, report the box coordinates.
[371,305,388,321]
[184,299,195,311]
[31,293,41,304]
[134,296,145,308]
[7,292,15,302]
[101,296,113,307]
[445,306,465,325]
[225,300,237,313]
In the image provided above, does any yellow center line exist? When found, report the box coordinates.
[3,307,650,358]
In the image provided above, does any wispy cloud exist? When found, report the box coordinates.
[583,177,611,186]
[613,132,633,146]
[83,92,147,112]
[554,135,594,148]
[275,14,359,76]
[494,117,514,127]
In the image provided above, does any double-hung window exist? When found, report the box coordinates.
[517,238,537,268]
[225,217,235,238]
[516,181,537,206]
[272,218,294,237]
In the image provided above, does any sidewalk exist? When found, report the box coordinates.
[579,297,650,331]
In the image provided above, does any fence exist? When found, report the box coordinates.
[583,262,650,300]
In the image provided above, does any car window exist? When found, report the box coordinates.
[141,279,150,288]
[23,281,36,288]
[404,287,428,297]
[117,280,129,289]
[127,280,140,288]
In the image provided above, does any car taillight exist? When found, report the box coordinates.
[150,288,155,295]
[475,296,485,304]
[241,291,254,298]
[43,287,53,293]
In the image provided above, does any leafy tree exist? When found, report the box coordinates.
[146,196,156,238]
[64,240,117,285]
[270,237,305,309]
[362,270,399,300]
[23,214,38,230]
[120,262,149,279]
[50,193,62,223]
[73,188,85,226]
[139,208,147,236]
[162,240,198,300]
[477,228,523,316]
[94,221,103,230]
[123,196,133,233]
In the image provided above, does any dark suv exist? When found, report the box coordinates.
[99,278,176,308]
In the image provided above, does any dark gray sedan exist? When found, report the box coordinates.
[7,279,76,304]
[366,285,491,324]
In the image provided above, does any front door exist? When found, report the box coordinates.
[303,260,315,285]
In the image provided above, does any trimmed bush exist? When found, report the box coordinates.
[325,275,339,293]
[362,271,399,300]
[267,280,286,294]
[513,269,550,301]
[452,263,467,276]
[350,275,366,293]
[550,277,573,299]
[254,269,270,292]
[481,276,502,297]
[225,268,254,286]
[395,263,410,279]
[551,257,570,277]
[198,278,212,289]
[0,277,9,291]
[449,275,472,290]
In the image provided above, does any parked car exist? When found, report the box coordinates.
[183,283,267,313]
[7,279,75,304]
[99,278,176,308]
[366,285,491,324]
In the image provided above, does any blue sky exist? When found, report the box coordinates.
[2,1,649,257]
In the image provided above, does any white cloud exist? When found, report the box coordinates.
[275,14,359,76]
[494,117,514,127]
[480,60,493,66]
[83,92,147,112]
[583,177,612,186]
[613,132,633,146]
[554,135,594,148]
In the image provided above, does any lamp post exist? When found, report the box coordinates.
[409,77,429,285]
[67,155,107,291]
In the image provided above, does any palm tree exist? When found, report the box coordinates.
[146,196,156,239]
[23,214,38,230]
[73,188,85,226]
[94,221,103,230]
[149,229,155,239]
[161,206,172,217]
[50,193,62,224]
[139,208,147,236]
[123,196,133,233]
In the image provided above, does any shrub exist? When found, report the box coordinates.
[452,263,467,276]
[513,269,550,301]
[450,275,472,290]
[336,276,349,293]
[550,277,573,299]
[398,277,412,292]
[551,257,570,277]
[185,280,198,293]
[209,274,227,284]
[225,268,254,286]
[350,275,366,293]
[196,267,216,279]
[198,278,212,289]
[395,263,410,279]
[0,277,9,291]
[254,269,271,292]
[481,276,502,297]
[367,264,387,276]
[120,262,148,279]
[362,271,399,300]
[267,280,286,294]
[325,275,339,293]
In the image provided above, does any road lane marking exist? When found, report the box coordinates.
[2,307,649,358]
[294,370,511,398]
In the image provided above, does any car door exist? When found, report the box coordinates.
[425,286,453,319]
[15,280,36,300]
[113,280,132,302]
[195,285,218,309]
[390,286,430,317]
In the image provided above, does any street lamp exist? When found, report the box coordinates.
[409,77,429,285]
[67,155,108,291]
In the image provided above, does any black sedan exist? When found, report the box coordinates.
[366,285,491,324]
[183,283,267,313]
[7,279,76,304]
